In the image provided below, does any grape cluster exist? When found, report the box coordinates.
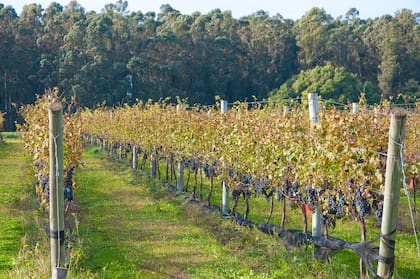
[64,165,75,202]
[203,159,218,178]
[254,177,273,201]
[304,187,317,209]
[354,188,371,219]
[372,194,384,225]
[326,190,346,218]
[336,191,346,218]
[37,174,49,203]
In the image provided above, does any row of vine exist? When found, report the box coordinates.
[17,88,83,209]
[81,100,419,277]
[81,100,418,238]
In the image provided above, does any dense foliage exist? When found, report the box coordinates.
[269,63,380,104]
[0,1,419,130]
[81,101,419,223]
[17,89,82,208]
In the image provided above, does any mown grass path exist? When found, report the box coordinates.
[76,148,253,278]
[75,147,325,279]
[0,139,32,278]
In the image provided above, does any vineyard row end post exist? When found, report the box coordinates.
[48,103,67,279]
[377,109,407,278]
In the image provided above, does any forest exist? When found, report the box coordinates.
[0,0,419,130]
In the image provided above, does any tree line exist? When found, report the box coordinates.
[0,1,419,130]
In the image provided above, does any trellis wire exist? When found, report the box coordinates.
[393,138,420,258]
[52,133,62,267]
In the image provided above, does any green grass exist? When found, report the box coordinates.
[0,132,19,139]
[0,139,37,278]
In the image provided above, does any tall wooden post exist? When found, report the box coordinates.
[308,93,322,237]
[48,103,67,279]
[132,145,138,169]
[220,100,230,215]
[377,109,407,278]
[177,160,184,193]
[352,102,358,113]
[175,104,185,193]
[150,149,156,177]
[220,100,228,113]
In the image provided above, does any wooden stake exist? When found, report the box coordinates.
[308,93,322,237]
[132,145,138,169]
[48,103,67,279]
[177,161,184,193]
[221,181,230,216]
[220,100,230,215]
[377,109,407,279]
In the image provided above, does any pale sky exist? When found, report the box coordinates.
[3,0,420,20]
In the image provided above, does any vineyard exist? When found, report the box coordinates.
[13,92,420,278]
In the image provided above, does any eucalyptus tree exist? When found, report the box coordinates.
[37,2,65,89]
[0,5,18,130]
[295,7,333,69]
[58,1,88,105]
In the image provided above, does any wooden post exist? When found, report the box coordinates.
[308,93,322,238]
[221,180,230,216]
[150,149,156,177]
[132,145,138,169]
[352,103,358,113]
[220,100,228,114]
[177,160,184,193]
[308,93,319,124]
[377,109,407,279]
[119,145,124,160]
[220,100,229,215]
[48,103,67,279]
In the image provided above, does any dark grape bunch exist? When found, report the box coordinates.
[64,165,76,202]
[354,188,371,219]
[326,190,346,218]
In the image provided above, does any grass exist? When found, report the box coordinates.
[0,132,19,139]
[0,138,39,278]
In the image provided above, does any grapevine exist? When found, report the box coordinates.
[17,88,83,209]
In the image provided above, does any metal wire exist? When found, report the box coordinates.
[391,137,420,258]
[52,133,61,267]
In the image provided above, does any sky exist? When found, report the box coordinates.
[3,0,420,20]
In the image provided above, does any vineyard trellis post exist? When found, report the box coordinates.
[220,100,230,216]
[308,93,322,237]
[352,102,358,113]
[132,145,138,169]
[176,104,185,193]
[377,109,407,278]
[177,160,184,193]
[48,103,67,279]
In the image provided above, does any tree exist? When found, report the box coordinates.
[295,7,333,69]
[270,63,379,103]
